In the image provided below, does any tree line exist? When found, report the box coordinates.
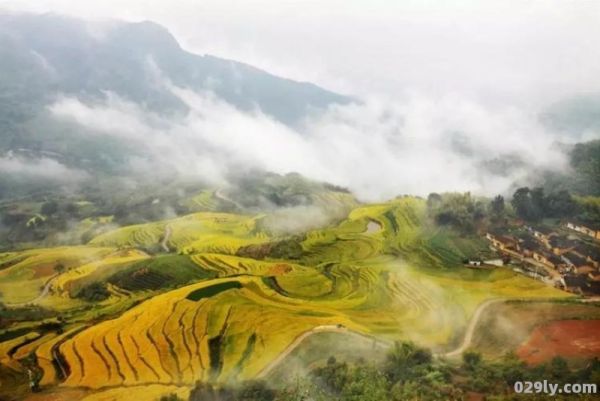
[427,186,598,235]
[159,341,600,401]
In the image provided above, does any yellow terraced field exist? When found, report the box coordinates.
[0,196,573,400]
[52,249,150,295]
[88,212,268,254]
[0,247,113,304]
[50,258,565,388]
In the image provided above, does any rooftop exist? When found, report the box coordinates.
[519,237,542,251]
[569,219,600,231]
[565,252,591,268]
[531,226,555,235]
[574,244,600,261]
[549,237,577,249]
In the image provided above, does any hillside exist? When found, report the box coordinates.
[1,8,599,401]
[0,13,350,128]
[0,196,568,401]
[0,13,352,198]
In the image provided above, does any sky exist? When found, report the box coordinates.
[2,0,600,102]
[1,0,599,200]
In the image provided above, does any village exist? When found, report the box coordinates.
[482,220,600,296]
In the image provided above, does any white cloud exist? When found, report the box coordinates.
[3,0,599,102]
[0,154,89,182]
[48,85,569,201]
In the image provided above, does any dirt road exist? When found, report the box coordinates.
[256,301,505,377]
[6,274,59,307]
[439,298,507,358]
[215,188,243,210]
[256,297,581,376]
[257,325,390,378]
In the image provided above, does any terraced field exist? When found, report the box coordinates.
[89,212,268,255]
[0,197,571,400]
[0,247,114,304]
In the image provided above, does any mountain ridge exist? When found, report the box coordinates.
[0,12,352,124]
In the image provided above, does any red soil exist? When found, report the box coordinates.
[268,263,292,275]
[31,263,57,279]
[517,320,600,364]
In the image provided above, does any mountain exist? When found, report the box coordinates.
[0,13,351,126]
[0,13,352,196]
[540,93,600,139]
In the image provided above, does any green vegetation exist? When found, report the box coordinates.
[108,255,215,291]
[186,281,243,301]
[0,187,578,401]
[541,139,600,196]
[511,187,577,222]
[269,238,304,259]
[75,282,110,302]
[427,192,486,234]
[157,342,600,401]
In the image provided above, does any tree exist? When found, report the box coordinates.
[490,195,505,216]
[236,381,275,401]
[462,351,482,372]
[54,263,65,274]
[432,193,483,234]
[341,365,389,401]
[511,187,542,221]
[269,238,303,259]
[497,352,527,385]
[311,355,349,395]
[64,202,79,216]
[383,342,432,384]
[548,356,569,382]
[75,282,110,302]
[188,381,235,401]
[427,193,443,210]
[160,394,184,401]
[570,139,600,195]
[41,201,59,216]
[530,187,547,216]
[545,190,577,217]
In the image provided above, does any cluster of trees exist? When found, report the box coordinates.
[160,381,275,401]
[74,282,110,302]
[576,196,600,223]
[0,304,56,331]
[427,193,486,234]
[510,187,577,222]
[540,140,600,197]
[236,237,304,260]
[568,139,600,196]
[427,186,594,233]
[158,342,600,401]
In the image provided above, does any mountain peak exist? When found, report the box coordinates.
[0,12,351,125]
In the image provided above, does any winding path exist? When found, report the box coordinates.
[440,298,507,358]
[257,325,390,378]
[5,274,59,307]
[161,225,172,253]
[215,188,243,210]
[256,297,583,376]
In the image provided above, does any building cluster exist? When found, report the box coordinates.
[485,221,600,296]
